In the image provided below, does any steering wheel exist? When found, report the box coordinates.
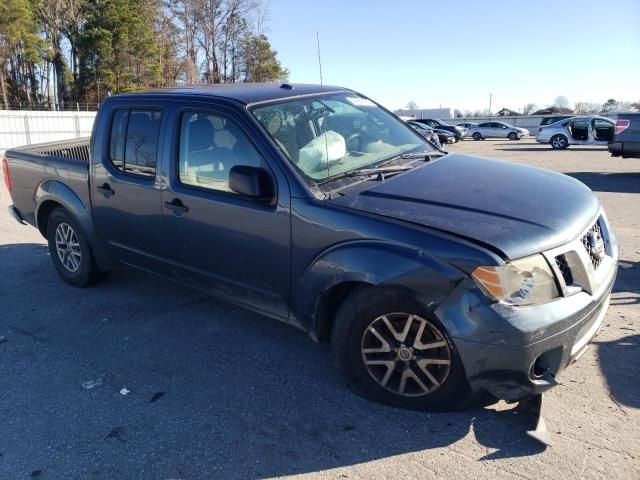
[345,133,362,152]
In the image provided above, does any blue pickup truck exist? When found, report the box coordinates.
[3,84,618,412]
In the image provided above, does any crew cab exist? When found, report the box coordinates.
[3,84,618,410]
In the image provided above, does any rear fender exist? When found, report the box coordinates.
[34,180,113,268]
[294,240,465,339]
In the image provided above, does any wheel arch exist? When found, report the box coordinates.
[34,180,114,269]
[294,240,465,343]
[35,179,89,237]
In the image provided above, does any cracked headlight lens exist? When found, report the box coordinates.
[471,255,559,306]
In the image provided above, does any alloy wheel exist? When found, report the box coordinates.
[552,136,567,149]
[361,313,452,397]
[55,222,82,272]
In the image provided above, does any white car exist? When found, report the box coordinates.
[468,121,530,140]
[536,116,615,149]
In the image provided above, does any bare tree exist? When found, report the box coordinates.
[601,98,619,112]
[553,96,570,109]
[405,100,418,110]
[523,103,537,115]
[252,0,269,34]
[574,101,601,114]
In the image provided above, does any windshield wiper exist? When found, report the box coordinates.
[400,150,446,160]
[318,165,413,184]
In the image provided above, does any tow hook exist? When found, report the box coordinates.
[516,393,553,447]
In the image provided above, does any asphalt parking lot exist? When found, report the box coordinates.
[1,138,639,480]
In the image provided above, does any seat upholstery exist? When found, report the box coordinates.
[186,117,216,169]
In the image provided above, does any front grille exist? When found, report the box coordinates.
[581,220,606,270]
[555,255,573,285]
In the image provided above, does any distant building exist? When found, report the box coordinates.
[532,107,574,115]
[394,107,454,120]
[496,108,522,116]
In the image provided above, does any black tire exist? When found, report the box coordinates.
[508,132,518,141]
[472,132,482,141]
[550,134,569,150]
[46,207,108,287]
[331,286,470,411]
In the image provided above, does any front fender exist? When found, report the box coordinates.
[294,240,466,335]
[34,180,112,268]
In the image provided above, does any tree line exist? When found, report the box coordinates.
[0,0,289,110]
[405,96,639,117]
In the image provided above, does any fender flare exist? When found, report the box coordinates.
[293,240,465,339]
[34,180,113,268]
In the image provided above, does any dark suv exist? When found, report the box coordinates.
[411,119,465,141]
[609,113,640,158]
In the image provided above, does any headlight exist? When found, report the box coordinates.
[471,255,559,306]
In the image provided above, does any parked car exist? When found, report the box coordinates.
[407,120,454,146]
[406,121,442,148]
[539,115,574,127]
[609,113,640,158]
[536,115,615,150]
[4,83,618,412]
[468,121,530,140]
[411,119,465,141]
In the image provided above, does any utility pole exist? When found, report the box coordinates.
[488,93,492,115]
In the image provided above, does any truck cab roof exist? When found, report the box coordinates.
[110,83,350,106]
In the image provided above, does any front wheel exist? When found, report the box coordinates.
[47,207,108,287]
[331,287,469,411]
[550,134,569,150]
[508,132,518,140]
[472,132,482,141]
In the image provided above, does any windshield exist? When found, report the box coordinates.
[437,119,450,126]
[251,93,430,182]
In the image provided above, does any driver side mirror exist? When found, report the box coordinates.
[229,165,275,204]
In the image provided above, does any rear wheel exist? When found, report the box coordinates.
[47,208,107,287]
[550,134,569,150]
[472,132,482,141]
[508,132,518,140]
[331,287,469,411]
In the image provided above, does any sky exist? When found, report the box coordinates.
[266,0,640,112]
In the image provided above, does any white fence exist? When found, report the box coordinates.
[0,109,619,151]
[0,110,97,151]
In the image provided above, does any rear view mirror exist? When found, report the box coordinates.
[229,165,275,203]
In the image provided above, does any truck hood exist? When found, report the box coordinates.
[329,154,600,260]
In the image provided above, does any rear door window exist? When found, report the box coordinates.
[109,110,128,171]
[108,108,162,178]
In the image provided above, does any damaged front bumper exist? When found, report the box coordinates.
[436,239,618,402]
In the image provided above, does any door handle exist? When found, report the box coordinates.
[164,199,189,215]
[96,183,115,198]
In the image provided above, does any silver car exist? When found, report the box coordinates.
[468,121,530,140]
[536,115,615,149]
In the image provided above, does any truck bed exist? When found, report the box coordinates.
[4,137,91,228]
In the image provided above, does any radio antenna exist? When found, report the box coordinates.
[316,31,332,197]
[316,31,323,86]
